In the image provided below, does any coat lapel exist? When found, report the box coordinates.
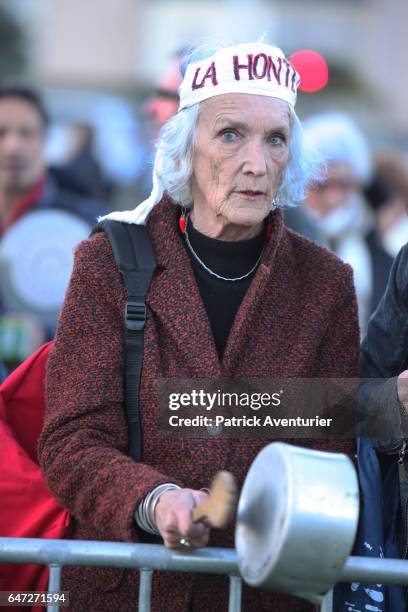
[146,199,221,377]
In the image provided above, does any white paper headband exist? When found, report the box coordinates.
[179,43,300,110]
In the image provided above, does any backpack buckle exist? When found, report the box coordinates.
[125,300,146,331]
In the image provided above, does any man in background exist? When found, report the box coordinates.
[0,84,109,233]
[0,84,109,367]
[302,112,374,334]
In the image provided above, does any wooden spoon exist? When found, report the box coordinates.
[192,471,237,528]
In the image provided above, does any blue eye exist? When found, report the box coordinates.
[221,130,237,142]
[269,134,285,146]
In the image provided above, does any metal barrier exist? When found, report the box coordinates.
[2,538,408,611]
[0,538,241,612]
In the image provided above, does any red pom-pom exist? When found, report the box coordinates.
[290,50,329,93]
[179,216,187,234]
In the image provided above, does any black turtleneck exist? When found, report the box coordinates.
[183,218,265,360]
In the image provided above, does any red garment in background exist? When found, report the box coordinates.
[0,342,71,609]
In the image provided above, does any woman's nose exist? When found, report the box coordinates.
[241,140,267,176]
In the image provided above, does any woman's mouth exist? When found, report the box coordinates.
[237,190,266,200]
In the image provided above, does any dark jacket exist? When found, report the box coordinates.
[38,198,359,612]
[360,241,408,447]
[364,229,394,317]
[37,172,110,227]
[360,241,408,561]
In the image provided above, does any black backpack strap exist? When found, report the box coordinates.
[91,220,156,462]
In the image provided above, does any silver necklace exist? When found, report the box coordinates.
[184,220,264,282]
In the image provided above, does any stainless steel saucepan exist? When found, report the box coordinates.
[235,442,359,602]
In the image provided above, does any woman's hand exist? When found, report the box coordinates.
[155,488,210,549]
[398,370,408,412]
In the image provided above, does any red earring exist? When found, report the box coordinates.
[179,209,188,234]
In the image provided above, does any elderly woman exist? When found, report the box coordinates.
[38,41,359,612]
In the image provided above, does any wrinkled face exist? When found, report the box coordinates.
[0,97,46,194]
[305,162,360,218]
[190,94,291,237]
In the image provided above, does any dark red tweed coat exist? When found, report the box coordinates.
[38,197,360,612]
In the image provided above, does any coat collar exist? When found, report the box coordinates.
[145,196,286,375]
[146,196,285,272]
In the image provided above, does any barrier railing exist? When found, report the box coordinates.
[2,538,408,611]
[0,538,241,612]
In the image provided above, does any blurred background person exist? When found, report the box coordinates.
[363,150,408,314]
[302,112,374,334]
[0,84,109,232]
[50,122,114,202]
[137,49,185,200]
[365,150,408,257]
[144,51,183,134]
[0,84,110,369]
[45,93,145,211]
[283,194,326,246]
[363,172,397,317]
